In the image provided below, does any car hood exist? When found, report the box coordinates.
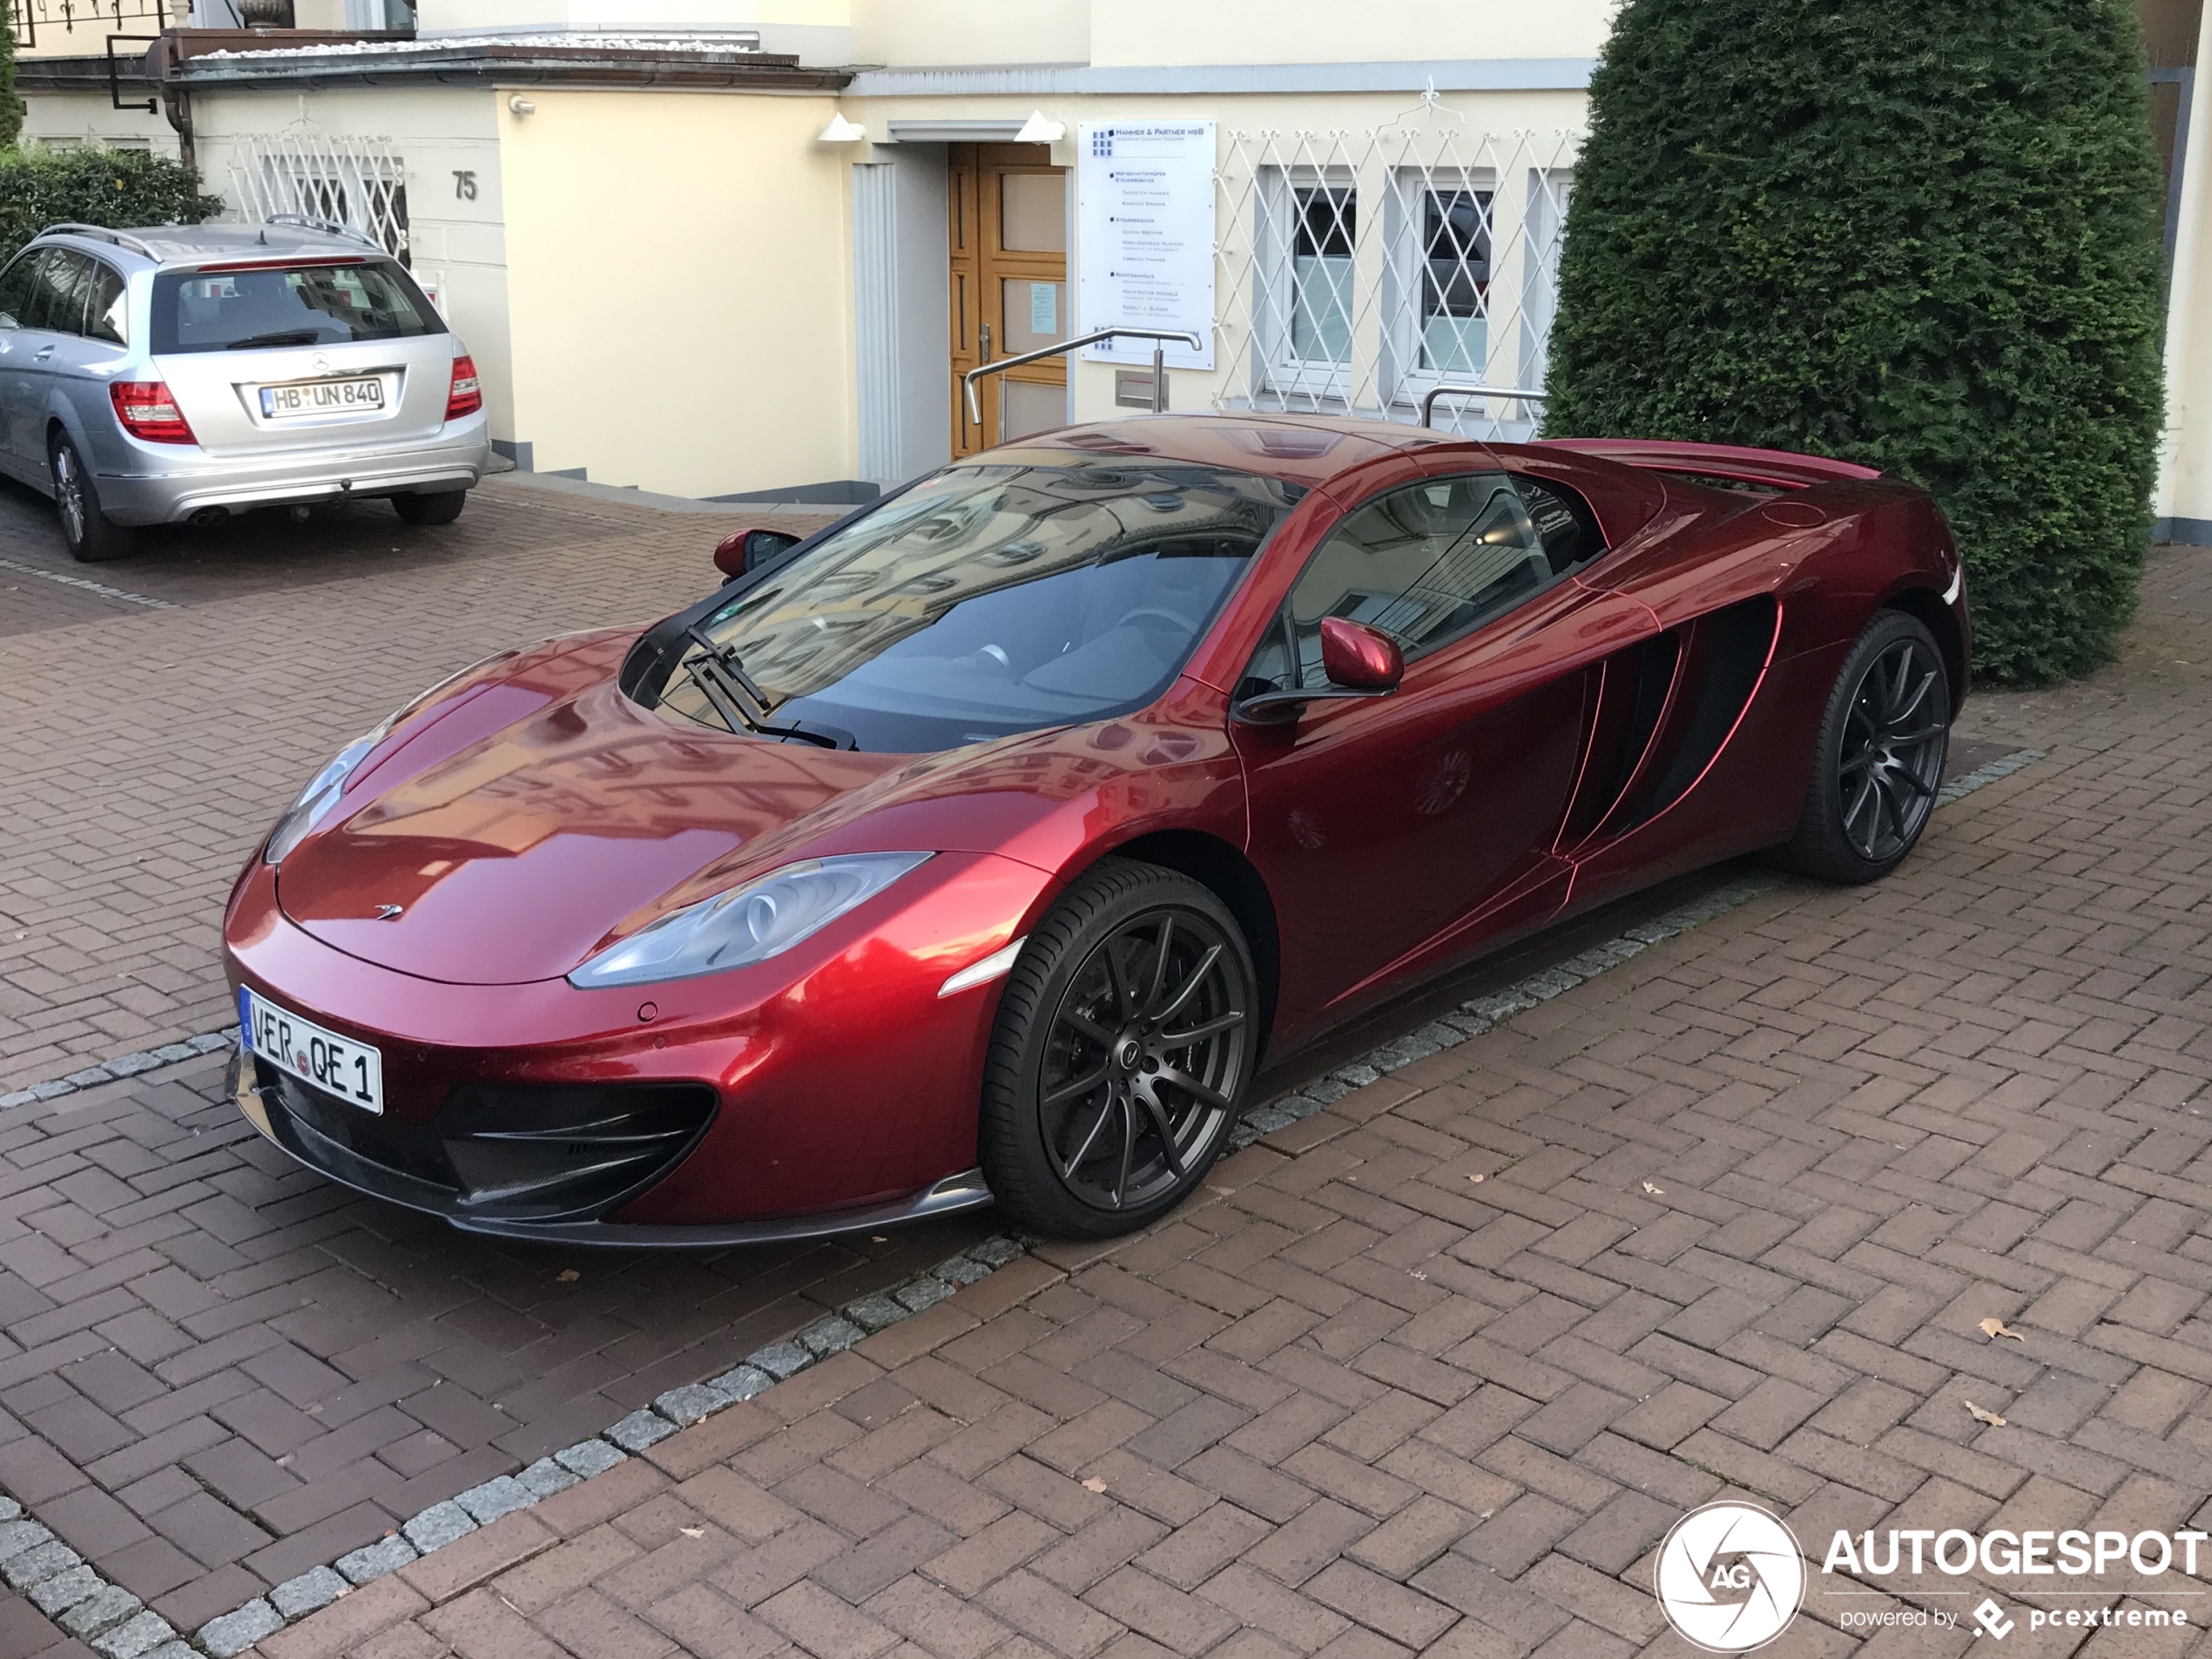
[273,659,1234,987]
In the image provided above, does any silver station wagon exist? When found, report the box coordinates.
[0,219,491,561]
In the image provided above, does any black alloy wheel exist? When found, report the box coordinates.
[1783,610,1952,882]
[981,860,1257,1236]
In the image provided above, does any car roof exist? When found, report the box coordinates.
[986,412,1467,489]
[29,221,381,269]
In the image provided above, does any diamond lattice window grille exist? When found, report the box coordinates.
[1215,119,1581,441]
[226,124,411,266]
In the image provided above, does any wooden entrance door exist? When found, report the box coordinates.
[949,143,1069,457]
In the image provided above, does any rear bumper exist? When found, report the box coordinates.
[92,417,491,524]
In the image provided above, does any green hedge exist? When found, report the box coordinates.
[0,147,219,269]
[1542,0,2168,683]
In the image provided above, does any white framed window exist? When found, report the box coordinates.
[1219,124,1580,435]
[1381,167,1499,414]
[1251,166,1359,407]
[1516,167,1574,397]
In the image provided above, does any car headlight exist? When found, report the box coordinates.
[261,652,521,867]
[262,723,392,867]
[567,852,934,989]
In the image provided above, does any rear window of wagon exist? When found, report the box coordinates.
[152,259,444,354]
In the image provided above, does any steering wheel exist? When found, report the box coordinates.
[1117,607,1196,654]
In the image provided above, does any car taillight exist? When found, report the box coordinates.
[446,354,482,420]
[110,381,196,445]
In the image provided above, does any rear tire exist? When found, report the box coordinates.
[1780,610,1951,883]
[394,489,466,526]
[980,860,1257,1238]
[50,434,135,563]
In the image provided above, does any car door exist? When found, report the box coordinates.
[46,258,132,459]
[1231,467,1656,1035]
[0,250,57,481]
[4,248,94,471]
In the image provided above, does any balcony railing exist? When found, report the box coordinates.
[10,0,175,54]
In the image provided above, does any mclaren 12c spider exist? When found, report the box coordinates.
[223,414,1968,1242]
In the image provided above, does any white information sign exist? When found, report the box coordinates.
[1078,120,1216,370]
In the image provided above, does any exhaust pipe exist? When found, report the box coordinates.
[187,507,228,529]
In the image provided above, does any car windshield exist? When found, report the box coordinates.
[151,260,442,354]
[660,461,1305,752]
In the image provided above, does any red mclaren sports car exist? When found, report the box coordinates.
[223,414,1967,1242]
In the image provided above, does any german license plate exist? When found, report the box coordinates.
[238,985,383,1113]
[260,376,384,419]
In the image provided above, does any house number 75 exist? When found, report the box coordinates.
[453,170,477,200]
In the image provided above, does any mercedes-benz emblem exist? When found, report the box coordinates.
[374,904,403,920]
[313,353,332,374]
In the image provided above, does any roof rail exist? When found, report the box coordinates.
[264,213,384,252]
[39,223,157,258]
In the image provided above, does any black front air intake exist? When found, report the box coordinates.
[255,1063,716,1224]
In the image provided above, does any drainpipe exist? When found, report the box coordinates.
[147,31,196,175]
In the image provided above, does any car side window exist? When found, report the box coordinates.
[0,253,37,328]
[1288,472,1554,685]
[1514,473,1607,575]
[22,250,93,336]
[1239,471,1609,698]
[84,261,127,346]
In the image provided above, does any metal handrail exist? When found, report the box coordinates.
[963,327,1207,434]
[1420,382,1549,429]
[41,223,158,259]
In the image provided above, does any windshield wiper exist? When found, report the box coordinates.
[679,627,857,750]
[226,329,326,350]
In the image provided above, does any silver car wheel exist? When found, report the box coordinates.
[52,442,85,546]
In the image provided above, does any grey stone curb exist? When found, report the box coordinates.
[1936,745,2045,806]
[0,1029,238,1112]
[0,746,2047,1656]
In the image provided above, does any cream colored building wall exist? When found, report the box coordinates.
[190,85,517,448]
[20,91,179,156]
[849,0,1089,68]
[1087,0,1614,65]
[496,89,855,496]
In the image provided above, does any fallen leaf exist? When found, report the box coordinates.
[1979,1318,2026,1344]
[1082,1477,1108,1494]
[1467,1173,1485,1184]
[1966,1401,2006,1427]
[680,1527,705,1539]
[1642,1181,1665,1196]
[556,1268,580,1283]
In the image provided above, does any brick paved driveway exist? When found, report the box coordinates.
[0,478,831,1094]
[3,489,2208,1659]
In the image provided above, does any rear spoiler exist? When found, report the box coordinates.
[1536,438,1882,492]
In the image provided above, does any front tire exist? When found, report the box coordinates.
[51,434,135,563]
[981,860,1257,1238]
[1781,610,1951,883]
[394,489,467,526]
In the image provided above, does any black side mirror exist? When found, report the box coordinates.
[712,526,804,582]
